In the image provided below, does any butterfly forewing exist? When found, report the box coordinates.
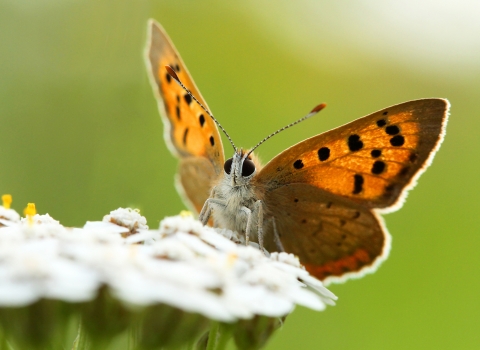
[257,99,449,210]
[145,20,225,176]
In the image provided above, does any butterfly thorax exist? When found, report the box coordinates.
[212,180,259,233]
[210,150,263,236]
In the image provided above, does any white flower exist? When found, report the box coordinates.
[0,212,336,316]
[102,207,149,237]
[0,206,20,226]
[0,209,337,349]
[20,213,60,226]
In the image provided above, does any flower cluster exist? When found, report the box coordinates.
[0,200,336,349]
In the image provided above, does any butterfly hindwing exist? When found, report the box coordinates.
[262,183,389,284]
[257,99,449,210]
[177,157,216,214]
[145,20,225,176]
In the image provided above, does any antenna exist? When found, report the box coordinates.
[165,66,237,152]
[246,103,326,157]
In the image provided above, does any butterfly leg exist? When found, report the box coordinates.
[272,217,285,252]
[199,198,226,225]
[240,206,252,245]
[253,200,268,254]
[242,200,267,253]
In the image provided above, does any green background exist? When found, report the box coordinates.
[0,1,478,349]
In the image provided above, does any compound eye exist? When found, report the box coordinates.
[224,158,233,174]
[241,159,256,177]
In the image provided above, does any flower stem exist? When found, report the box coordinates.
[72,322,89,350]
[127,324,138,350]
[205,322,232,350]
[205,322,219,350]
[216,324,232,350]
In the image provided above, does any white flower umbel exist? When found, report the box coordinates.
[0,207,336,350]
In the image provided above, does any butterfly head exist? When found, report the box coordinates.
[223,149,256,187]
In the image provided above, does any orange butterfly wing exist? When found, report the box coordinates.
[261,184,389,284]
[145,20,224,212]
[258,99,448,209]
[256,99,449,283]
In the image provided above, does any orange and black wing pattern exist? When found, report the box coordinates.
[145,20,225,212]
[145,20,224,175]
[258,99,449,283]
[258,99,449,211]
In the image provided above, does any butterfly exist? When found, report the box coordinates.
[144,19,449,285]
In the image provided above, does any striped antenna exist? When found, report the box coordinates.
[165,66,237,152]
[246,103,326,158]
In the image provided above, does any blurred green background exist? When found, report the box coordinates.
[0,0,479,349]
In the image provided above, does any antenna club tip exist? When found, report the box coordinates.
[165,66,180,82]
[311,103,327,113]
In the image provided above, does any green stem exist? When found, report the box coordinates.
[206,322,219,350]
[205,322,232,350]
[72,322,89,350]
[127,324,137,350]
[215,324,232,350]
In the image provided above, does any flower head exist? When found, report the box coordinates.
[0,208,336,349]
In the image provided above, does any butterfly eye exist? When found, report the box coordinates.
[224,158,233,174]
[241,159,256,177]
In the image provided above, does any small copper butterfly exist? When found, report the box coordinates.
[145,19,449,284]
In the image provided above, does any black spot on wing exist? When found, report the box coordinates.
[399,166,410,177]
[409,152,418,163]
[385,184,395,195]
[176,106,181,120]
[371,149,382,158]
[390,135,405,146]
[293,160,304,169]
[184,94,192,105]
[209,136,215,146]
[371,161,386,175]
[353,174,364,194]
[318,147,330,161]
[348,134,363,152]
[199,114,205,127]
[376,119,387,127]
[386,125,400,135]
[183,128,189,145]
[166,73,171,83]
[382,111,388,116]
